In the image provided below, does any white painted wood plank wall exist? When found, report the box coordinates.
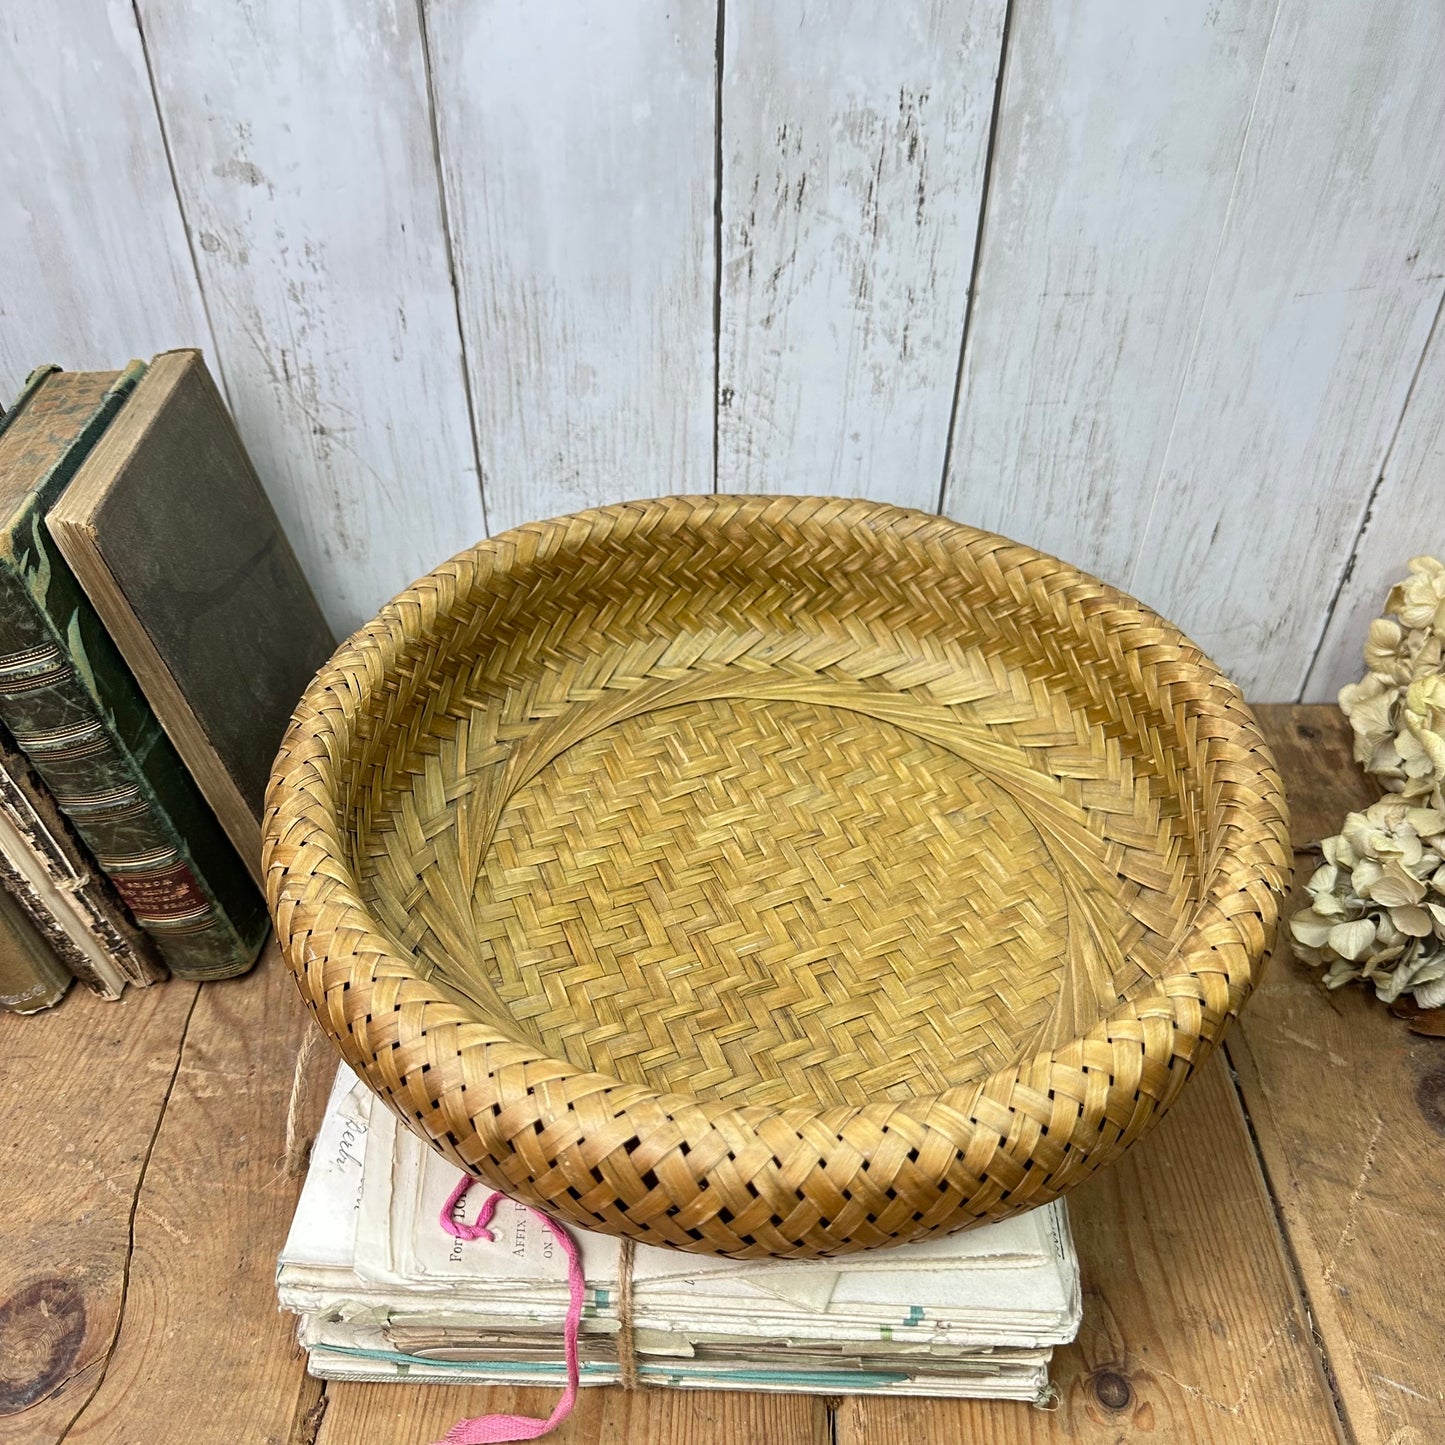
[941,0,1277,592]
[425,0,717,533]
[0,2,212,393]
[718,0,1005,508]
[5,1,1445,699]
[1123,0,1445,700]
[1307,302,1445,700]
[137,0,485,638]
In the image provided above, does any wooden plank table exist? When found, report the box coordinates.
[2,704,1442,1444]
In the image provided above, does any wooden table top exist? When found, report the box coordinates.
[4,705,1442,1445]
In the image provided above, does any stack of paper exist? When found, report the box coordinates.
[279,1067,1081,1401]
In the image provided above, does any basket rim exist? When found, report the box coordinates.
[265,495,1291,1249]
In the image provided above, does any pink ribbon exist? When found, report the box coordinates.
[433,1177,586,1444]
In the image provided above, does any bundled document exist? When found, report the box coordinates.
[278,1067,1081,1400]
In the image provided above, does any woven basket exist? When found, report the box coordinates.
[266,497,1290,1259]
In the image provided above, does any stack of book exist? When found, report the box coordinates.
[279,1068,1082,1401]
[0,354,333,1011]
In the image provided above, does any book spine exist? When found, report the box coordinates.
[0,563,266,979]
[0,380,268,980]
[0,840,119,997]
[0,884,71,1013]
[0,726,163,986]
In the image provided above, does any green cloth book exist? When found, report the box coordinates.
[48,349,335,886]
[0,365,268,980]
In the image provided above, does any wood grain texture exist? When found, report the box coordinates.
[64,942,325,1445]
[0,979,197,1441]
[135,0,485,637]
[1233,705,1445,1445]
[1304,311,1445,702]
[425,0,717,533]
[1123,0,1445,701]
[316,1381,825,1445]
[836,1055,1342,1444]
[0,1,213,397]
[717,0,1004,505]
[942,0,1276,583]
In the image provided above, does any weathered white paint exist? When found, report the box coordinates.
[1306,300,1445,701]
[718,0,1005,506]
[1126,0,1445,701]
[0,1,212,397]
[942,0,1278,585]
[135,0,484,637]
[425,0,717,534]
[7,5,1445,701]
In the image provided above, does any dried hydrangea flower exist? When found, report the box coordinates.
[1338,557,1445,806]
[1401,675,1445,778]
[1339,672,1404,776]
[1290,799,1445,1006]
[1385,555,1445,634]
[1363,618,1417,683]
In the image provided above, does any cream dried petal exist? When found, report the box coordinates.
[1405,806,1445,836]
[1363,618,1406,675]
[1370,859,1428,907]
[1375,913,1406,947]
[1367,747,1407,783]
[1340,813,1378,856]
[1328,918,1380,961]
[1289,910,1336,949]
[1414,632,1444,672]
[1350,859,1385,893]
[1415,974,1445,1008]
[1322,958,1363,989]
[1342,675,1404,763]
[1389,904,1434,937]
[1414,726,1445,776]
[1407,673,1445,717]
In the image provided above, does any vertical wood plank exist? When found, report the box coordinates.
[1125,0,1445,699]
[1304,305,1445,701]
[136,0,485,637]
[0,1,212,396]
[0,981,197,1443]
[1237,706,1445,1444]
[64,947,324,1445]
[835,1058,1342,1445]
[318,1380,822,1445]
[941,0,1278,581]
[718,0,1005,506]
[425,0,717,535]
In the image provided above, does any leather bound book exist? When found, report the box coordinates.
[0,882,71,1014]
[0,722,164,995]
[0,365,268,981]
[49,350,335,884]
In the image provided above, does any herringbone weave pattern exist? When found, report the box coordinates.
[265,497,1290,1258]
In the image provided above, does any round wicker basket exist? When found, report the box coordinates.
[266,497,1290,1259]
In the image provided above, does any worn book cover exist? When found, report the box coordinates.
[0,880,71,1013]
[0,365,269,980]
[49,350,335,883]
[0,723,164,994]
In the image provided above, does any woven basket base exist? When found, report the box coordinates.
[364,665,1187,1113]
[472,693,1087,1108]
